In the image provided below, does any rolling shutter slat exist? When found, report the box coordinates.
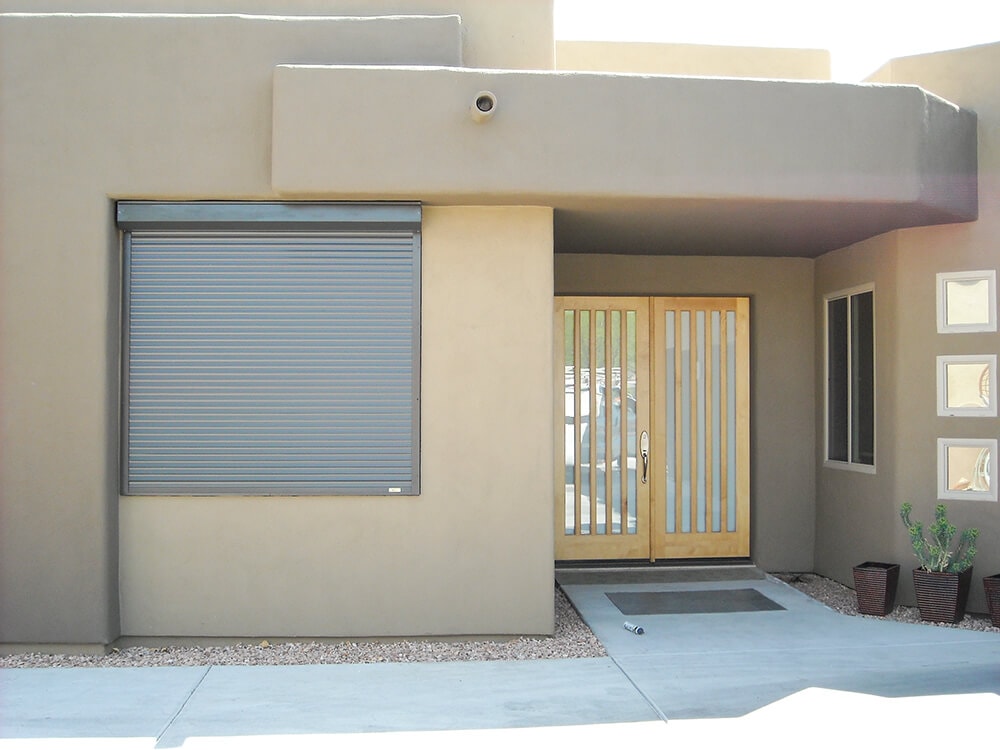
[123,227,419,495]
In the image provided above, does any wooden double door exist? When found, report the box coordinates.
[554,297,749,561]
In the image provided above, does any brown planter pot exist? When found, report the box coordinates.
[984,574,1000,628]
[912,567,973,624]
[852,562,900,616]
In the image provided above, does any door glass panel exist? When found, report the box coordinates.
[726,310,737,532]
[580,310,591,534]
[665,311,676,533]
[595,310,607,534]
[625,310,637,534]
[610,310,621,532]
[680,311,692,533]
[563,310,575,535]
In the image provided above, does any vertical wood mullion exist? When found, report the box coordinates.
[705,311,714,534]
[720,310,729,532]
[674,308,683,535]
[689,310,698,535]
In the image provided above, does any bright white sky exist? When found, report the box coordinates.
[554,0,999,81]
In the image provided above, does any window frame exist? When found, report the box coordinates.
[937,438,997,502]
[936,354,997,417]
[936,269,997,334]
[823,284,876,473]
[118,201,421,497]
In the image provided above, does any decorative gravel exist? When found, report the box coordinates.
[0,586,606,669]
[5,573,996,669]
[773,572,1000,633]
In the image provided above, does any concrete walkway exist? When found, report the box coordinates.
[2,571,999,748]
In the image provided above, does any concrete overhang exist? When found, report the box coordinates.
[272,66,978,257]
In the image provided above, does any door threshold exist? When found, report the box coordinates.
[555,562,763,586]
[555,558,753,569]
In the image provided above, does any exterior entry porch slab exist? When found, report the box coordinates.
[557,567,1000,719]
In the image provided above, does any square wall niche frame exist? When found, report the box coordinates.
[936,270,997,333]
[937,355,997,417]
[937,438,997,502]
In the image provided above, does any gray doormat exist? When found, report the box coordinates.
[606,588,785,615]
[556,566,765,586]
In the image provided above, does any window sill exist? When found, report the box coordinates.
[823,460,876,475]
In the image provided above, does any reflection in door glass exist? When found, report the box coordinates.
[564,311,575,535]
[664,307,737,536]
[626,310,637,534]
[563,306,638,538]
[610,311,622,533]
[711,311,722,533]
[595,311,606,534]
[581,311,591,534]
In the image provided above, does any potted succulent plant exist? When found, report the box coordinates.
[852,561,900,616]
[900,502,978,623]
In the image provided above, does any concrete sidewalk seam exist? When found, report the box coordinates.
[155,665,211,747]
[609,655,671,723]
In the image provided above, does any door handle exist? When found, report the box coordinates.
[640,431,649,484]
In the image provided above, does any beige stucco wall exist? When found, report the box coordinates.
[555,255,817,572]
[816,43,1000,613]
[813,235,903,584]
[121,206,555,637]
[272,64,969,212]
[557,40,831,81]
[0,0,555,70]
[0,12,554,643]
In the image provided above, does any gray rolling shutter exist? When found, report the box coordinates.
[119,203,420,496]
